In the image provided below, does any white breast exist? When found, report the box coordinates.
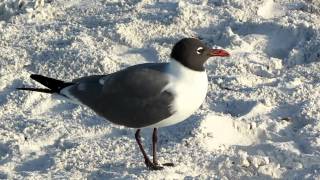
[146,60,208,128]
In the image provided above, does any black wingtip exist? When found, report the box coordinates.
[24,74,73,93]
[30,74,43,80]
[16,87,54,93]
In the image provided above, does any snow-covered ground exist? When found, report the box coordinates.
[0,0,320,179]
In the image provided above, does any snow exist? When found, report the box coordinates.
[0,0,320,179]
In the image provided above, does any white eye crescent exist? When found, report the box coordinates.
[196,47,204,54]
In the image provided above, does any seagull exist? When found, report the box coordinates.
[17,38,230,170]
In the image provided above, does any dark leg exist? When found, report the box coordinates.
[152,128,158,165]
[135,129,163,170]
[152,128,174,167]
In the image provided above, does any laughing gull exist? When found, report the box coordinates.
[17,38,230,170]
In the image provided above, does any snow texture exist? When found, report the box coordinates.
[0,0,320,179]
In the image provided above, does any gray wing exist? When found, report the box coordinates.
[65,63,174,128]
[72,75,105,83]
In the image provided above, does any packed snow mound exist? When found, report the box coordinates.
[0,0,320,179]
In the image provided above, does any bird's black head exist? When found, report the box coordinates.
[170,38,230,71]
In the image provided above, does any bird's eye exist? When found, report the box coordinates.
[196,47,204,55]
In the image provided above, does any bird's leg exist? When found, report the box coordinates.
[152,128,159,165]
[135,129,163,170]
[152,128,174,167]
[135,129,152,165]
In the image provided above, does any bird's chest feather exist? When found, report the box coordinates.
[148,61,208,128]
[169,68,208,115]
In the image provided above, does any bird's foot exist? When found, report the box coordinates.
[145,160,164,170]
[162,162,174,167]
[146,161,174,170]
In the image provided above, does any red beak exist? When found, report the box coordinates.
[209,49,230,57]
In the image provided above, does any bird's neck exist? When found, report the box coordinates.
[168,59,207,79]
